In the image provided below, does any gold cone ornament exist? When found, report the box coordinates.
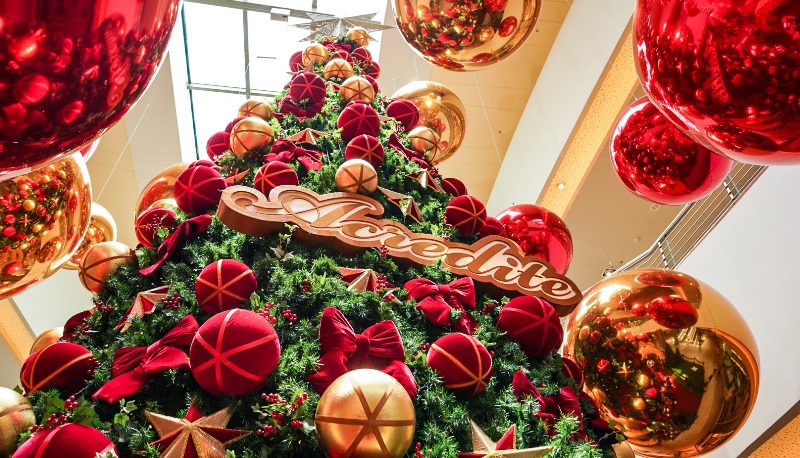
[406,169,443,193]
[458,421,552,457]
[286,128,329,146]
[378,187,422,223]
[114,285,171,332]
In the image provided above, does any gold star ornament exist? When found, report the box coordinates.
[114,285,170,332]
[285,128,329,146]
[406,170,443,193]
[145,406,250,458]
[378,187,422,223]
[458,421,552,457]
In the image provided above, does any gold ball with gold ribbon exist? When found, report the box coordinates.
[134,162,190,221]
[564,269,759,457]
[78,241,136,294]
[323,58,355,80]
[230,117,275,158]
[316,369,415,458]
[0,152,91,299]
[335,159,378,195]
[346,27,371,48]
[339,76,376,104]
[302,43,329,66]
[238,97,273,120]
[408,126,440,155]
[391,0,541,71]
[391,81,465,164]
[63,202,117,270]
[30,327,64,354]
[0,387,35,456]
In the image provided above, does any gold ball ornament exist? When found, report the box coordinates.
[316,369,415,458]
[78,241,136,294]
[391,81,465,164]
[230,117,274,158]
[335,159,379,195]
[134,162,190,220]
[302,43,329,66]
[63,202,117,270]
[346,27,371,48]
[0,387,35,456]
[323,58,355,80]
[408,126,440,155]
[339,76,375,104]
[238,97,273,120]
[0,152,91,299]
[564,269,759,457]
[30,327,64,354]
[392,0,541,71]
[612,442,636,458]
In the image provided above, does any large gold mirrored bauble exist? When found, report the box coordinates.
[0,387,35,455]
[391,81,466,164]
[392,0,541,71]
[564,269,759,457]
[0,152,91,299]
[63,202,117,270]
[134,162,190,221]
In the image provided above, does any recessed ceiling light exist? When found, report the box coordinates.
[557,182,565,189]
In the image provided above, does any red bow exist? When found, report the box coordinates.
[404,277,477,334]
[139,215,213,276]
[387,132,426,162]
[264,139,323,172]
[512,371,582,434]
[275,96,323,122]
[93,315,198,403]
[307,308,417,397]
[321,40,352,52]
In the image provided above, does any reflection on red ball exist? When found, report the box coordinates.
[496,204,572,274]
[610,97,733,205]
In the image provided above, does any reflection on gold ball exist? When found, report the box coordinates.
[64,202,117,270]
[408,126,440,154]
[316,369,415,458]
[30,327,64,354]
[302,43,329,66]
[238,97,273,120]
[78,241,136,294]
[323,58,355,80]
[612,442,637,458]
[230,117,274,158]
[134,162,190,220]
[564,269,759,457]
[339,76,375,104]
[346,27,371,48]
[0,387,35,456]
[335,159,378,195]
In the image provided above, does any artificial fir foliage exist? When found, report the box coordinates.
[21,35,618,457]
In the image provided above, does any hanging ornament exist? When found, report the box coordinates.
[458,421,552,457]
[610,97,733,205]
[406,169,443,193]
[345,134,385,167]
[174,164,227,214]
[315,369,415,458]
[194,259,257,314]
[338,267,394,293]
[254,162,299,196]
[11,423,116,458]
[339,76,376,104]
[408,126,441,155]
[134,206,178,249]
[634,0,800,165]
[292,13,393,43]
[337,102,381,142]
[229,117,275,158]
[427,333,492,396]
[29,327,63,354]
[114,285,170,332]
[301,43,329,66]
[445,195,487,237]
[285,128,329,146]
[146,405,251,458]
[78,241,136,294]
[564,269,759,457]
[64,202,117,270]
[134,162,190,220]
[497,296,562,358]
[335,159,379,195]
[496,204,572,275]
[238,97,273,120]
[290,72,327,107]
[378,187,423,223]
[323,58,355,80]
[391,81,466,163]
[21,342,96,395]
[0,387,35,456]
[441,177,468,197]
[386,99,420,132]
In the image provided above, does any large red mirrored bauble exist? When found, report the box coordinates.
[0,0,181,177]
[634,0,800,165]
[610,97,734,205]
[495,204,572,274]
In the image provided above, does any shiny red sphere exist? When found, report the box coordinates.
[610,97,733,205]
[495,204,572,274]
[634,0,800,165]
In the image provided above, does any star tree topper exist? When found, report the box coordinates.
[458,421,552,458]
[145,406,250,458]
[292,13,393,42]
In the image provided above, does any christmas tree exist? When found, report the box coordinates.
[18,33,620,458]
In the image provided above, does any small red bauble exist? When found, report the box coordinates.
[497,296,563,358]
[561,356,584,390]
[345,134,385,168]
[351,47,373,66]
[13,74,50,105]
[190,309,280,396]
[205,131,230,161]
[483,0,508,13]
[289,51,304,71]
[225,116,245,133]
[647,296,698,329]
[427,333,492,396]
[135,207,177,248]
[254,161,299,196]
[12,423,117,458]
[386,99,420,132]
[289,71,326,106]
[440,177,467,197]
[444,195,487,236]
[20,342,96,395]
[337,102,380,142]
[329,50,353,64]
[195,259,258,314]
[364,61,381,78]
[363,74,380,95]
[173,164,227,214]
[479,216,505,238]
[496,204,573,275]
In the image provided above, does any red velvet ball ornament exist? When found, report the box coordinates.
[205,131,230,162]
[497,296,563,358]
[363,74,380,95]
[337,102,380,142]
[329,50,353,64]
[364,61,381,78]
[20,342,96,395]
[289,51,304,71]
[386,99,420,132]
[647,296,698,329]
[610,97,733,205]
[135,207,177,248]
[12,423,117,458]
[190,309,280,396]
[441,177,467,197]
[254,161,299,196]
[225,116,245,133]
[289,71,326,106]
[345,134,385,168]
[351,47,373,66]
[496,204,573,274]
[173,164,227,214]
[561,356,584,390]
[195,259,258,314]
[479,216,505,238]
[444,195,487,236]
[427,333,492,396]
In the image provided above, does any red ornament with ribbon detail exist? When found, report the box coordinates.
[479,217,505,238]
[497,296,563,358]
[190,309,280,397]
[12,423,117,458]
[364,60,381,78]
[194,259,257,314]
[351,47,373,66]
[289,71,326,106]
[405,277,477,334]
[206,131,230,162]
[92,315,198,403]
[135,207,177,249]
[496,204,573,275]
[427,333,492,396]
[173,163,227,214]
[21,342,96,395]
[345,134,385,168]
[264,139,324,171]
[289,51,304,71]
[337,101,380,142]
[254,161,299,196]
[140,214,213,276]
[441,177,468,197]
[445,195,487,236]
[307,308,417,397]
[386,99,420,132]
[512,371,582,434]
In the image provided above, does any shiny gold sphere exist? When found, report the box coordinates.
[134,162,190,221]
[78,241,136,294]
[238,97,273,120]
[335,159,378,195]
[339,76,375,104]
[323,58,355,80]
[612,442,637,458]
[391,81,465,163]
[0,387,35,456]
[564,269,759,457]
[408,126,440,155]
[392,0,541,71]
[230,117,275,158]
[0,152,91,299]
[346,27,371,48]
[30,327,64,354]
[302,43,329,66]
[63,202,117,270]
[316,369,415,458]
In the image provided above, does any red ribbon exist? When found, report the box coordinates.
[512,371,582,434]
[307,308,417,397]
[93,315,198,403]
[404,277,477,334]
[387,132,426,163]
[321,40,352,52]
[264,139,323,172]
[275,96,323,122]
[139,215,213,276]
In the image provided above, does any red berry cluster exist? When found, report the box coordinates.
[162,292,181,309]
[93,299,113,312]
[30,411,68,433]
[301,279,312,292]
[259,302,278,325]
[383,292,398,303]
[255,392,309,439]
[379,244,390,258]
[480,300,497,315]
[64,395,78,412]
[412,342,431,358]
[281,309,297,323]
[414,442,425,458]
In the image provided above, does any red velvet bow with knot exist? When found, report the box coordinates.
[307,308,417,397]
[139,214,213,276]
[321,40,352,52]
[512,371,582,434]
[93,315,198,403]
[387,132,426,162]
[264,139,323,171]
[275,96,323,122]
[404,277,478,334]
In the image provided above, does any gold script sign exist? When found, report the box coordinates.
[217,186,582,315]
